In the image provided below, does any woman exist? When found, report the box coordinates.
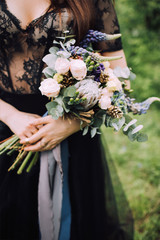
[0,0,133,239]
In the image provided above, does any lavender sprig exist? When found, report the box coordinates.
[68,45,121,62]
[80,30,121,48]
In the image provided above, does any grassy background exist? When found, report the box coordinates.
[102,1,160,239]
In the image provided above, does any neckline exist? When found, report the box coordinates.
[1,0,55,32]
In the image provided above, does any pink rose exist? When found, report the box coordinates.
[39,78,60,97]
[55,57,70,74]
[99,95,112,110]
[70,59,87,80]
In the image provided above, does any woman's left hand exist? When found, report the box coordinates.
[20,115,80,151]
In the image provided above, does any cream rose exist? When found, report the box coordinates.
[39,78,60,98]
[70,59,87,80]
[55,57,70,74]
[101,87,113,97]
[99,95,112,110]
[107,80,117,92]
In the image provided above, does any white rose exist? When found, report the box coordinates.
[104,67,114,76]
[70,59,87,80]
[107,79,122,92]
[39,78,60,97]
[107,80,117,92]
[99,95,112,110]
[103,61,110,70]
[113,78,122,91]
[55,57,70,74]
[101,87,113,97]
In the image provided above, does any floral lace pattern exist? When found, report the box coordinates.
[94,0,122,52]
[0,0,122,95]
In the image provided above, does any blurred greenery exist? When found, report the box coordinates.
[102,1,160,239]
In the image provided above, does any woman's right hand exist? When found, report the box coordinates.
[0,99,41,140]
[5,111,41,140]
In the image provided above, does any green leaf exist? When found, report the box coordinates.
[46,101,58,113]
[42,54,57,68]
[82,126,89,136]
[127,131,137,142]
[49,47,59,54]
[129,71,136,81]
[64,86,76,97]
[124,114,133,124]
[42,67,56,77]
[91,128,97,138]
[57,105,64,114]
[50,108,60,119]
[137,133,148,142]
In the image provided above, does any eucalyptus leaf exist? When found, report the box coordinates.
[137,133,148,142]
[42,54,57,68]
[65,39,76,48]
[123,119,137,132]
[91,128,97,138]
[131,125,143,134]
[112,123,119,131]
[42,67,55,77]
[127,131,137,142]
[57,105,64,114]
[49,47,59,54]
[64,86,76,97]
[82,126,89,136]
[50,108,60,120]
[57,50,71,58]
[129,71,136,81]
[46,101,58,113]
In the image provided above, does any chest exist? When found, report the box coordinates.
[4,0,51,30]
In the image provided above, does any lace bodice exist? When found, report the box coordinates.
[0,0,122,95]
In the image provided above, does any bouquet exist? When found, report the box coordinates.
[0,30,159,174]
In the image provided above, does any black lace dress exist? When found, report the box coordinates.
[0,0,133,239]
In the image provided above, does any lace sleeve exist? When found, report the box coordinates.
[93,0,123,52]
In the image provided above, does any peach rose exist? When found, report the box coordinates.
[39,78,60,97]
[55,57,70,74]
[99,95,112,110]
[70,59,87,80]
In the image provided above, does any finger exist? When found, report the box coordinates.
[24,139,52,152]
[20,129,43,144]
[31,116,53,126]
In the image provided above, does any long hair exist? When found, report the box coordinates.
[50,0,95,42]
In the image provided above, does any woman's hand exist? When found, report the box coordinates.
[5,111,41,139]
[20,115,80,151]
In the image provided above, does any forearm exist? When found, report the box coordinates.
[0,99,19,125]
[102,49,130,89]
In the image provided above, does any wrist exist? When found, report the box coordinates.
[0,100,20,125]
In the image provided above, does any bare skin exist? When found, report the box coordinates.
[0,0,128,151]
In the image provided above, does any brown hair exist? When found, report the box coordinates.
[50,0,95,42]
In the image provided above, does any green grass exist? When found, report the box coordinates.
[102,109,160,239]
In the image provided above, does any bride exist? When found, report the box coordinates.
[0,0,133,239]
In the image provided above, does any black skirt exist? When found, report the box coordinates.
[0,91,134,240]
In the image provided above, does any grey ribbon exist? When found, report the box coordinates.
[38,145,63,240]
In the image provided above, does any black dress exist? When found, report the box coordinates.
[0,0,133,239]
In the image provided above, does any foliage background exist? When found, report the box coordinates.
[102,1,160,239]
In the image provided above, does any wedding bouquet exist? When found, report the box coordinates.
[0,30,159,174]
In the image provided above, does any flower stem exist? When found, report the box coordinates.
[26,152,39,173]
[17,151,33,174]
[8,150,27,171]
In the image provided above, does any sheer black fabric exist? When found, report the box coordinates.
[0,0,73,94]
[0,0,133,239]
[94,0,123,52]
